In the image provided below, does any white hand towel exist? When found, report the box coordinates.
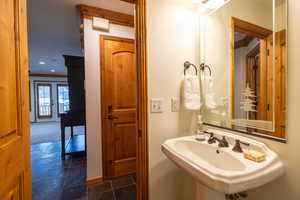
[183,75,201,110]
[202,75,217,109]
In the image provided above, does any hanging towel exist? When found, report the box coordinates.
[202,75,217,109]
[183,75,201,110]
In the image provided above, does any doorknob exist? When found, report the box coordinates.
[106,115,119,120]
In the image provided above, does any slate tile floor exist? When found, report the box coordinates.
[31,141,136,200]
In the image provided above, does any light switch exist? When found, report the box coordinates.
[150,98,164,113]
[171,98,180,112]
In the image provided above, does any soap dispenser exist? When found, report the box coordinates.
[195,115,206,141]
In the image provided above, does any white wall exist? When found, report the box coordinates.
[83,18,135,180]
[276,2,287,32]
[29,76,67,122]
[147,0,199,199]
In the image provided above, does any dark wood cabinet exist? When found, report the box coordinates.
[60,55,86,159]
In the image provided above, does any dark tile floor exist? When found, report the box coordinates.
[31,141,136,200]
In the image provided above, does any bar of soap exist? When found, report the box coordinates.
[244,150,266,162]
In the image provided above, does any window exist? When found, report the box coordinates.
[37,84,52,118]
[57,84,69,115]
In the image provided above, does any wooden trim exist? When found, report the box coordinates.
[32,80,67,83]
[229,17,235,120]
[30,73,67,78]
[29,81,31,112]
[17,0,31,198]
[101,35,134,43]
[33,82,37,122]
[120,0,136,4]
[136,0,149,199]
[76,4,134,27]
[86,177,103,186]
[56,84,69,117]
[246,44,260,57]
[232,17,272,39]
[121,0,136,3]
[234,36,254,49]
[36,83,53,119]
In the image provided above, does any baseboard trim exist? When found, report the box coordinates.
[86,177,103,186]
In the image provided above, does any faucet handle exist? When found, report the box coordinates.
[232,139,250,153]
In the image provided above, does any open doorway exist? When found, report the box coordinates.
[27,0,140,199]
[1,0,148,199]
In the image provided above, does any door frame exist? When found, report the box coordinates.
[135,1,149,199]
[100,35,136,180]
[229,17,272,119]
[36,83,53,119]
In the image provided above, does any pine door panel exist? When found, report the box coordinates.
[0,0,31,199]
[101,35,136,179]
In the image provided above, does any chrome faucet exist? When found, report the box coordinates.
[232,139,250,153]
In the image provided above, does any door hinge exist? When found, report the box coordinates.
[267,104,270,110]
[267,49,270,56]
[138,129,142,137]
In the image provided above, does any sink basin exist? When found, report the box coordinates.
[161,130,284,194]
[175,140,246,171]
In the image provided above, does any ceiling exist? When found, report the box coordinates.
[27,0,134,75]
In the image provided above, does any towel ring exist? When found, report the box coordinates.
[184,61,198,75]
[200,63,212,76]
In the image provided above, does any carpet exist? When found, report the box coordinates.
[30,122,84,144]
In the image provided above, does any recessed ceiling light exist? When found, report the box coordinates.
[50,69,55,73]
[39,61,46,65]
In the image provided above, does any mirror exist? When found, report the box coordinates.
[200,0,287,140]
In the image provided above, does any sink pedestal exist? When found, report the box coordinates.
[196,183,226,200]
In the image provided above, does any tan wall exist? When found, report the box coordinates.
[147,0,199,199]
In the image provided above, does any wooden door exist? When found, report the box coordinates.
[0,0,31,199]
[101,36,136,179]
[36,83,53,119]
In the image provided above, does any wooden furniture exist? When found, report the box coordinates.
[60,55,86,159]
[0,0,32,199]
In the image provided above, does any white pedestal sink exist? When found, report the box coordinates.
[161,129,284,200]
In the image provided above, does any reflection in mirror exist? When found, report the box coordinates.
[200,0,287,140]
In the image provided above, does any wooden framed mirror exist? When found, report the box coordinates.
[200,0,287,141]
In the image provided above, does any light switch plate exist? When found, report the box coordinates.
[171,98,180,112]
[150,98,164,113]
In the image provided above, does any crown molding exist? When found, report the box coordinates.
[76,4,134,27]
